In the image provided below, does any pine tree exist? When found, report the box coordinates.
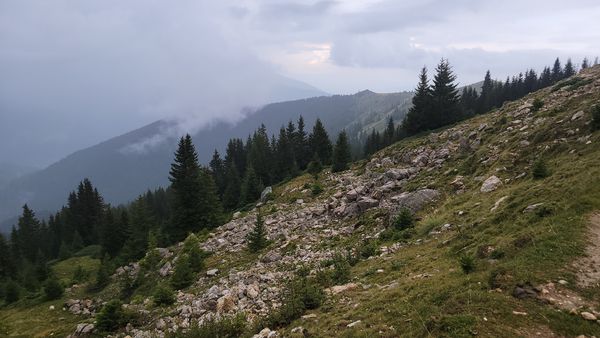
[477,70,494,114]
[294,116,310,169]
[402,67,431,135]
[539,66,552,88]
[168,135,205,242]
[306,152,323,179]
[247,209,268,252]
[182,234,205,273]
[309,118,333,165]
[563,59,576,78]
[209,150,226,198]
[383,117,395,146]
[222,165,241,210]
[332,130,351,173]
[430,59,461,128]
[581,58,589,70]
[551,58,563,82]
[196,167,224,230]
[120,197,155,261]
[247,125,273,186]
[171,254,194,289]
[101,209,127,258]
[240,166,262,206]
[16,205,41,262]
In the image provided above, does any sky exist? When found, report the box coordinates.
[1,0,599,168]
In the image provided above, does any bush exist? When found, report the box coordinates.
[262,277,324,329]
[358,240,379,259]
[532,159,550,179]
[247,211,269,253]
[169,314,247,338]
[171,254,194,290]
[531,98,544,112]
[331,254,351,285]
[459,255,475,274]
[153,284,175,306]
[3,280,20,303]
[182,234,207,273]
[96,300,129,333]
[72,265,88,284]
[311,183,323,196]
[393,208,415,230]
[43,277,64,300]
[307,156,323,179]
[592,105,600,131]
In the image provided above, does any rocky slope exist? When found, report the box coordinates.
[53,66,600,337]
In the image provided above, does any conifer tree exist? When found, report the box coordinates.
[0,233,14,277]
[477,70,494,114]
[16,205,41,262]
[307,152,323,179]
[383,117,395,146]
[196,167,223,229]
[563,59,576,78]
[247,125,273,185]
[247,209,268,252]
[402,67,431,135]
[171,254,194,290]
[581,57,589,70]
[101,209,127,258]
[222,165,241,210]
[551,58,563,82]
[332,130,351,173]
[430,59,461,128]
[168,135,205,242]
[309,118,333,165]
[240,166,262,206]
[209,150,226,198]
[294,116,310,169]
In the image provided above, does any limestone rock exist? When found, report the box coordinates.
[481,176,502,193]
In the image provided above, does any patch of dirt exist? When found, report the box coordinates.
[515,325,564,338]
[573,212,600,288]
[537,282,596,313]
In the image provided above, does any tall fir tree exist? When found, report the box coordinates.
[563,59,576,78]
[429,59,461,128]
[332,130,352,173]
[308,118,333,165]
[247,209,268,252]
[294,116,310,169]
[403,67,431,135]
[581,57,589,70]
[240,166,262,206]
[16,204,41,262]
[551,58,563,82]
[247,125,273,186]
[222,165,241,210]
[209,150,226,198]
[168,134,205,242]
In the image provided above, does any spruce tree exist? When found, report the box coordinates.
[247,125,273,185]
[171,254,194,290]
[403,67,431,135]
[294,116,310,169]
[209,150,226,198]
[240,166,262,206]
[477,70,494,114]
[223,165,241,210]
[16,205,41,262]
[308,118,333,165]
[101,209,127,258]
[307,153,323,179]
[563,59,576,78]
[430,59,461,128]
[383,117,395,146]
[581,58,589,70]
[332,130,351,173]
[551,58,563,82]
[169,134,221,242]
[247,210,268,252]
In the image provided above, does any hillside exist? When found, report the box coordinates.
[1,66,600,337]
[0,90,412,231]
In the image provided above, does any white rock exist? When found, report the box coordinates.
[481,176,502,193]
[347,320,362,328]
[581,312,597,321]
[206,268,219,276]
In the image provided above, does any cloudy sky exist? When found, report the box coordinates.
[1,0,599,168]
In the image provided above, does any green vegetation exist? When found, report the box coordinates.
[42,277,64,300]
[171,254,194,290]
[393,208,415,230]
[169,313,248,338]
[153,284,176,306]
[592,105,600,131]
[247,210,269,253]
[531,98,544,112]
[96,300,132,333]
[532,158,550,179]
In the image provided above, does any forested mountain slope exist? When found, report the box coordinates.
[0,90,412,230]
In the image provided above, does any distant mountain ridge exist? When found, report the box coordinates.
[0,89,413,231]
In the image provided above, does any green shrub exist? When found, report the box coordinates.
[43,277,64,300]
[311,183,323,196]
[171,254,194,290]
[72,265,88,284]
[182,234,208,273]
[247,211,269,253]
[140,248,162,272]
[532,159,550,179]
[153,284,176,306]
[96,300,129,333]
[459,255,475,274]
[331,254,351,285]
[591,105,600,131]
[169,314,247,338]
[488,267,511,289]
[262,277,324,330]
[393,208,414,230]
[531,98,544,112]
[307,155,323,179]
[358,240,379,259]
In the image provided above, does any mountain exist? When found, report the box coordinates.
[3,66,599,337]
[0,90,413,230]
[0,162,37,188]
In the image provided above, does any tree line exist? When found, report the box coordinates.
[0,118,352,303]
[364,57,594,156]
